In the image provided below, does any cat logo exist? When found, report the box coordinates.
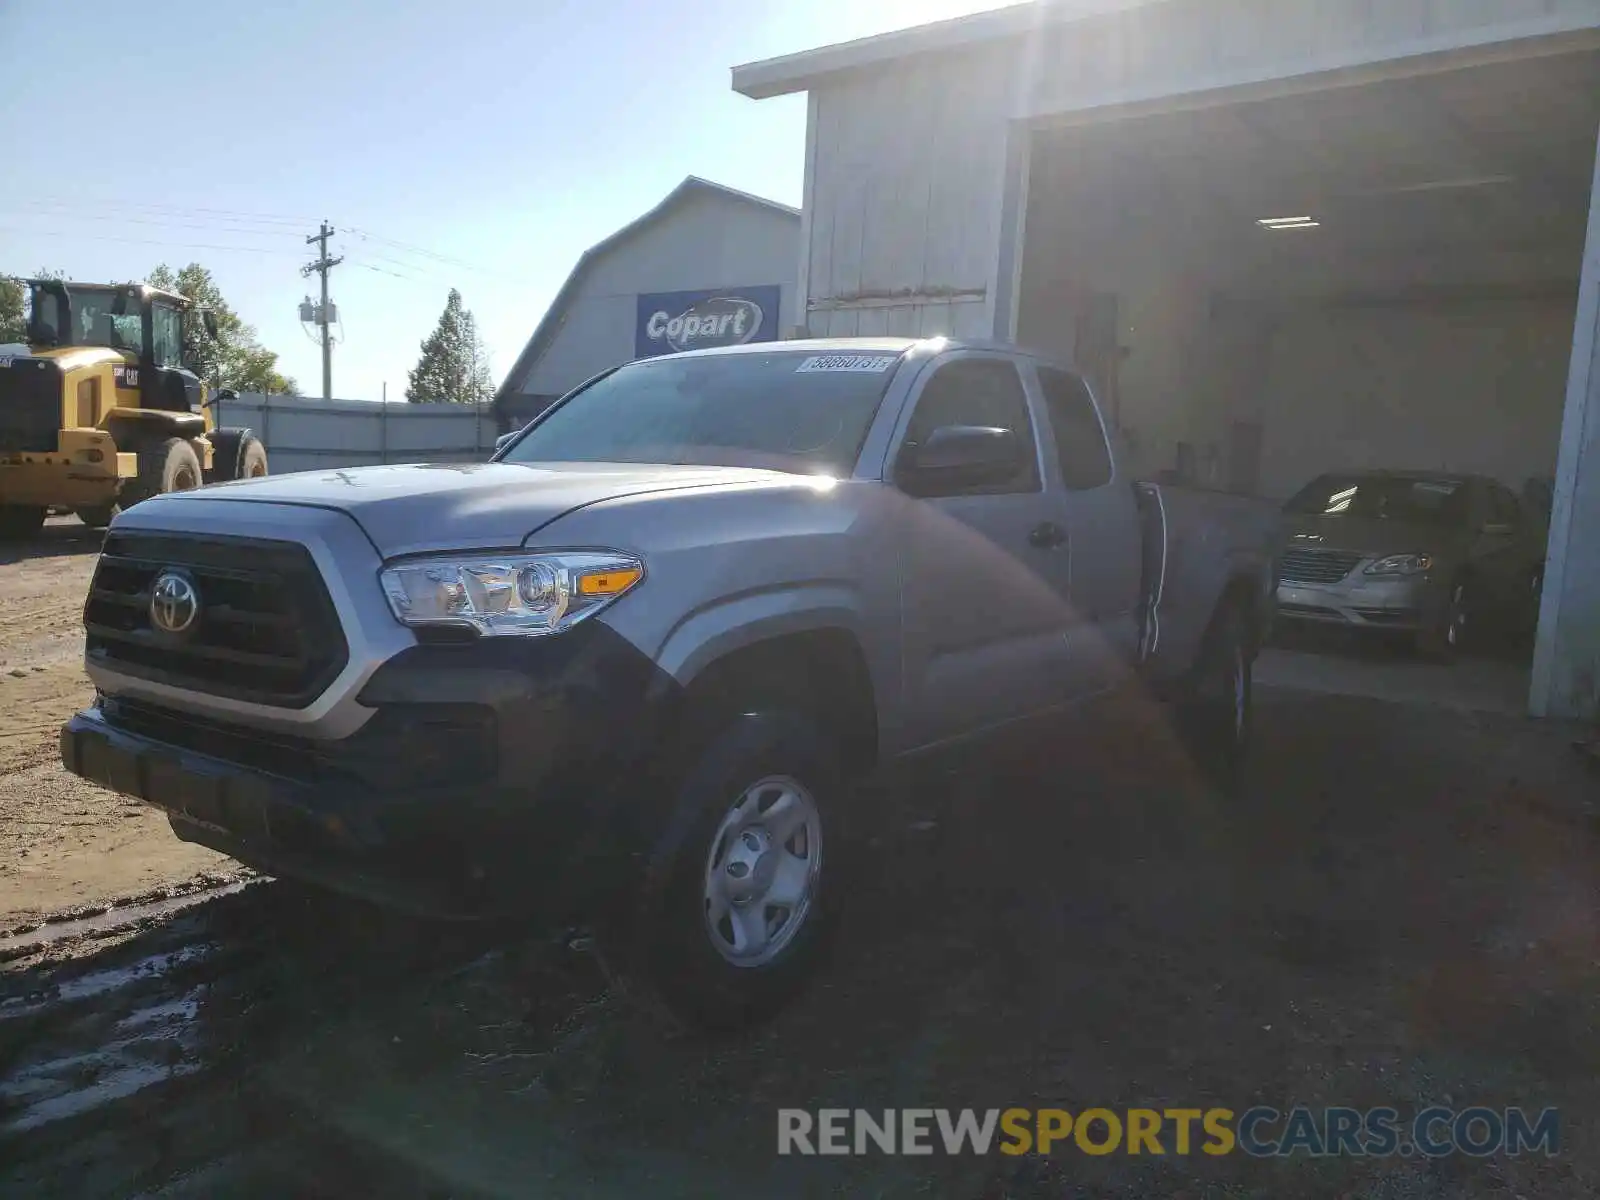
[112,364,140,390]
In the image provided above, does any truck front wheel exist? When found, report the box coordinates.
[629,711,842,1030]
[123,437,203,507]
[0,505,46,541]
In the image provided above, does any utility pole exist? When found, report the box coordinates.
[301,221,343,400]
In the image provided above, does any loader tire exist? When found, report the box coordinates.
[122,438,203,508]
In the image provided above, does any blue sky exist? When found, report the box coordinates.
[0,0,1004,399]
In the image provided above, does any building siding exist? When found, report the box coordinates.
[517,189,800,399]
[804,43,1017,340]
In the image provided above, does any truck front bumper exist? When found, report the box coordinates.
[61,621,681,920]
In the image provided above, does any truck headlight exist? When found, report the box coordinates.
[1363,553,1433,577]
[380,551,643,637]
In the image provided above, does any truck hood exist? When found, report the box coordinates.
[1284,513,1463,559]
[178,461,791,557]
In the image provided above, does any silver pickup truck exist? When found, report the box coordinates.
[61,337,1280,1026]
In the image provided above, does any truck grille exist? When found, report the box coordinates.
[0,357,61,453]
[1279,547,1364,585]
[85,532,349,709]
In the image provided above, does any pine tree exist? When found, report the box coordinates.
[406,288,493,404]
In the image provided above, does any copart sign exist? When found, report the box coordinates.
[635,286,781,358]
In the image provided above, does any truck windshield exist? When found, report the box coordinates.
[1285,473,1469,527]
[498,349,905,476]
[68,290,143,353]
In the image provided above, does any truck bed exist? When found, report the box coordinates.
[1135,481,1283,685]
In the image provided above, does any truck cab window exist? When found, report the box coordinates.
[152,305,184,368]
[1037,365,1112,490]
[902,358,1039,494]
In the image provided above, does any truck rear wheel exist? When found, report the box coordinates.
[1177,599,1252,789]
[208,430,268,483]
[123,437,203,507]
[625,710,842,1031]
[0,505,46,541]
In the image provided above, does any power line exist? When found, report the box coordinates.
[19,196,317,228]
[0,206,309,240]
[0,225,306,258]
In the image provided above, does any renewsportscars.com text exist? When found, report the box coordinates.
[777,1106,1559,1158]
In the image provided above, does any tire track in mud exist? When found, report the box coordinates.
[0,881,531,1198]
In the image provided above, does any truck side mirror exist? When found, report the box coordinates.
[898,425,1020,494]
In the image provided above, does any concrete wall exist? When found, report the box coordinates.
[1254,296,1577,499]
[518,189,800,398]
[215,395,496,476]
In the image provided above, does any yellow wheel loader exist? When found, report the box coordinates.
[0,279,268,538]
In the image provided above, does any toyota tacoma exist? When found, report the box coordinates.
[61,337,1280,1026]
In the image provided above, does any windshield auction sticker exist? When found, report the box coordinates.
[795,355,899,373]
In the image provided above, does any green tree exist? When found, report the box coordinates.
[406,288,492,404]
[0,277,22,344]
[0,268,65,343]
[147,263,297,394]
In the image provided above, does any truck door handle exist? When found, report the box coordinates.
[1029,522,1067,550]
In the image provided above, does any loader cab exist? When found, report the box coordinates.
[25,280,215,416]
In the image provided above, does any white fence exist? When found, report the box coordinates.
[215,394,500,476]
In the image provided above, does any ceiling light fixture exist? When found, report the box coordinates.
[1257,216,1320,230]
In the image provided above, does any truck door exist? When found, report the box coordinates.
[1032,363,1144,692]
[891,352,1075,750]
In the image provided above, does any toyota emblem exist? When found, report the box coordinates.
[149,571,200,635]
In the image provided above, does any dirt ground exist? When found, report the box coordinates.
[2,681,1597,1198]
[0,520,226,930]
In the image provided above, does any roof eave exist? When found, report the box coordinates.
[731,0,1164,99]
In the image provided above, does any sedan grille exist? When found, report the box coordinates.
[1279,547,1364,585]
[85,531,349,708]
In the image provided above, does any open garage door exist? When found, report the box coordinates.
[1014,46,1599,698]
[1017,49,1598,497]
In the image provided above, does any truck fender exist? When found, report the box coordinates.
[107,410,207,442]
[207,427,253,476]
[650,583,871,696]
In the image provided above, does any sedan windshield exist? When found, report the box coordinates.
[1285,473,1470,526]
[498,349,905,476]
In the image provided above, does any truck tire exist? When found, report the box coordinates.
[627,710,842,1030]
[123,437,203,507]
[208,430,268,483]
[74,504,118,530]
[1178,599,1252,788]
[0,505,46,541]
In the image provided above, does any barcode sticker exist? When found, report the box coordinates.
[796,354,899,374]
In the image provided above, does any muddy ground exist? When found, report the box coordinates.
[0,521,229,929]
[2,676,1597,1198]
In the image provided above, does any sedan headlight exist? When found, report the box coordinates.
[380,550,643,637]
[1363,553,1434,577]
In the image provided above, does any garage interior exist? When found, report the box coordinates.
[1015,47,1600,709]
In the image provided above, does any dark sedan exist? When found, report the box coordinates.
[1275,471,1546,657]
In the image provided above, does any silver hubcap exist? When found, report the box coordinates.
[702,775,822,968]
